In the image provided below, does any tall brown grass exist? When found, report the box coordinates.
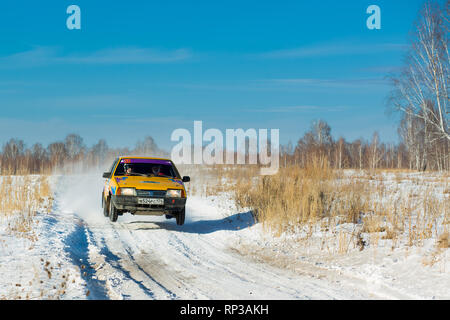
[178,160,448,252]
[234,158,365,234]
[228,157,449,251]
[0,175,53,240]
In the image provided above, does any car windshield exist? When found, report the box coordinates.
[114,160,178,178]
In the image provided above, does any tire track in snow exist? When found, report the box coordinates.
[63,217,109,299]
[54,174,176,299]
[99,224,178,299]
[74,221,173,299]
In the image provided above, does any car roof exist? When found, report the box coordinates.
[118,156,171,161]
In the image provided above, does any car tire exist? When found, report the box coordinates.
[109,198,118,222]
[176,207,185,226]
[103,196,109,217]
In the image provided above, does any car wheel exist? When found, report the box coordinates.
[176,207,185,226]
[109,198,118,222]
[103,196,109,217]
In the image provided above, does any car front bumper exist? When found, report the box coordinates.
[111,195,186,215]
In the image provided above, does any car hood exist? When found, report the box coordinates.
[114,176,184,190]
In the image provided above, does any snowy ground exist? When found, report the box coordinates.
[0,173,448,300]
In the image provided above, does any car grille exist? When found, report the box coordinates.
[136,190,166,197]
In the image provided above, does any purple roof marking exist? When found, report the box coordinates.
[120,158,172,165]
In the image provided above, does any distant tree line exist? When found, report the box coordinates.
[279,119,449,171]
[0,134,167,175]
[0,118,448,175]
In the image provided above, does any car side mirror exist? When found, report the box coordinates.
[102,172,110,179]
[182,176,190,183]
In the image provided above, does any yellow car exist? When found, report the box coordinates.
[101,156,190,225]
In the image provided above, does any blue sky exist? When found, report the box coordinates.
[0,0,425,149]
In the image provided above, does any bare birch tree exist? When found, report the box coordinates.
[389,0,449,170]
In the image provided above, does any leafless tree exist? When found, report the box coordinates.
[135,136,161,156]
[1,138,25,174]
[90,139,109,168]
[388,0,449,170]
[47,142,67,171]
[30,143,48,173]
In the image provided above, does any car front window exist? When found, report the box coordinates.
[114,161,177,178]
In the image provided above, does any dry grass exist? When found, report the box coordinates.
[179,161,448,254]
[188,158,450,253]
[437,232,449,249]
[0,175,53,215]
[0,259,74,300]
[0,175,70,300]
[0,175,53,240]
[233,158,368,236]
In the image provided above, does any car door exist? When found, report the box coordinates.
[103,158,119,200]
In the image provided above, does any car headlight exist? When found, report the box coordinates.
[120,188,136,196]
[166,189,182,198]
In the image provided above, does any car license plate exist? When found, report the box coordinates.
[138,198,164,205]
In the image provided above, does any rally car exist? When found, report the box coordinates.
[101,156,190,225]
